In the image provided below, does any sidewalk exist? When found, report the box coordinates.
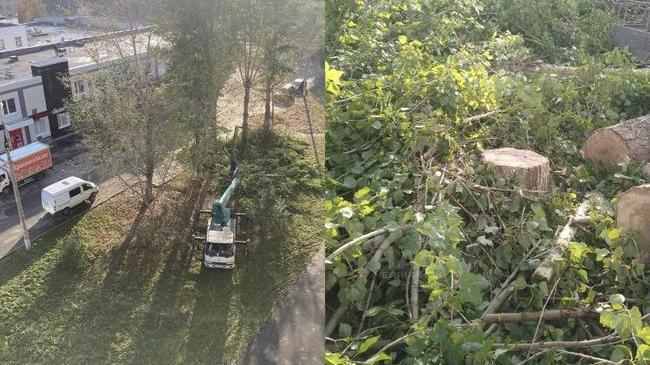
[238,248,325,364]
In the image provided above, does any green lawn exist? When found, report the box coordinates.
[0,135,322,365]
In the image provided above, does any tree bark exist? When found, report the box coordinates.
[581,114,650,170]
[617,185,650,262]
[480,148,550,193]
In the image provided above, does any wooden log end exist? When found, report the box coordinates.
[581,129,631,169]
[480,148,550,193]
[617,184,650,263]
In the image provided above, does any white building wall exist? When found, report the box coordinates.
[0,24,27,51]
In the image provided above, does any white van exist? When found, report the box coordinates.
[41,176,99,215]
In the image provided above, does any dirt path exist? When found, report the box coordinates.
[238,247,324,365]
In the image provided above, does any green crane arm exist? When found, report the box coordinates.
[210,175,241,229]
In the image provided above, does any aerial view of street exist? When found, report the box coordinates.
[0,0,324,364]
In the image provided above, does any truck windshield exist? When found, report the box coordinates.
[205,243,234,257]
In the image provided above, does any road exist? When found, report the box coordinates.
[239,248,324,365]
[0,135,112,259]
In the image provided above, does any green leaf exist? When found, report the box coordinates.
[608,228,621,240]
[638,327,650,344]
[358,336,380,355]
[355,187,371,200]
[398,35,408,45]
[413,250,432,267]
[325,352,351,365]
[339,323,352,338]
[343,176,357,189]
[365,352,391,364]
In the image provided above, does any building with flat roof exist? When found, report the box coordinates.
[0,18,27,51]
[0,28,164,152]
[0,0,18,18]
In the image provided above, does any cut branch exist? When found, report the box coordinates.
[483,308,599,324]
[532,194,601,282]
[463,110,502,123]
[326,227,389,263]
[494,334,620,350]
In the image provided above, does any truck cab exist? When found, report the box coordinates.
[204,217,237,269]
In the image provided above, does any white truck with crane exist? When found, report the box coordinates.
[194,167,249,269]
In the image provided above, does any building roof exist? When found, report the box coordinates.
[1,28,158,85]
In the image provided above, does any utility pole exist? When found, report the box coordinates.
[0,101,31,250]
[301,83,320,167]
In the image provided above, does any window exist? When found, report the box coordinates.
[14,37,22,48]
[57,113,71,129]
[69,187,81,198]
[82,183,91,191]
[35,119,49,137]
[73,80,87,96]
[2,98,17,115]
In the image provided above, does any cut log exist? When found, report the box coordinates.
[581,114,650,170]
[480,148,550,193]
[532,194,600,282]
[617,185,650,263]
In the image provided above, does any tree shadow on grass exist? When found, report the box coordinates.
[0,226,92,363]
[0,215,84,288]
[45,181,202,364]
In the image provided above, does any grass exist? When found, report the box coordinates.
[0,133,322,365]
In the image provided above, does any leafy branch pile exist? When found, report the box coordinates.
[325,0,650,364]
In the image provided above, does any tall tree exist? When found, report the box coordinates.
[234,0,267,148]
[157,0,238,174]
[68,0,180,223]
[17,0,47,22]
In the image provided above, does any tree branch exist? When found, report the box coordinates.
[532,194,601,282]
[494,334,620,350]
[483,308,599,323]
[326,227,389,263]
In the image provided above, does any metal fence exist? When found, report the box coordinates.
[610,0,650,32]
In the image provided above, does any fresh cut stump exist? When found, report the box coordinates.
[480,148,550,193]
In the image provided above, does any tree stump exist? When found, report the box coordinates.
[617,185,650,263]
[480,148,550,193]
[581,114,650,169]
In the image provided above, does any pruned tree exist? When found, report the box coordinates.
[234,0,267,148]
[261,37,295,133]
[67,0,181,225]
[157,0,238,175]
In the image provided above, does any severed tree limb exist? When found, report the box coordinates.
[483,308,599,323]
[463,110,502,123]
[410,265,420,321]
[325,305,348,337]
[494,334,620,350]
[326,227,389,263]
[555,349,617,365]
[532,194,601,282]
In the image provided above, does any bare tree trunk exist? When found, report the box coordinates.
[242,80,251,148]
[263,79,272,134]
[144,118,154,206]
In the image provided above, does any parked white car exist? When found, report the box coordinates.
[41,176,99,215]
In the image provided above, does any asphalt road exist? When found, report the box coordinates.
[0,135,109,259]
[239,248,325,364]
